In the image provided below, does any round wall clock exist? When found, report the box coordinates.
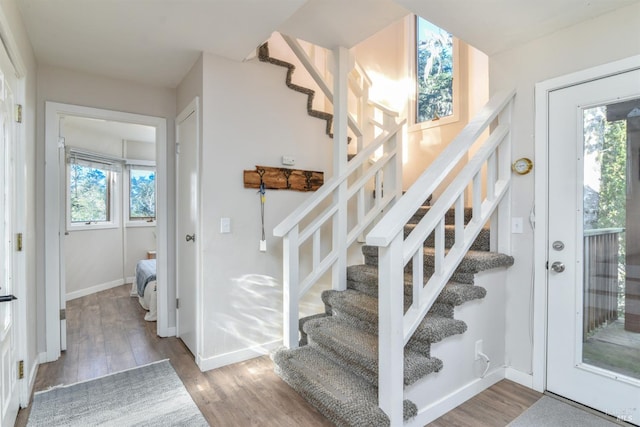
[512,157,533,175]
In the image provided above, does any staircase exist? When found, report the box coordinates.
[263,32,516,427]
[273,202,513,426]
[258,42,335,139]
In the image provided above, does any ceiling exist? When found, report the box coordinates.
[64,115,156,144]
[16,0,640,89]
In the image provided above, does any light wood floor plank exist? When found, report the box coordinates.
[15,284,541,426]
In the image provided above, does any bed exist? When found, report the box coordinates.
[132,259,157,322]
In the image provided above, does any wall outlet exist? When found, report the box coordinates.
[282,155,295,166]
[475,340,483,360]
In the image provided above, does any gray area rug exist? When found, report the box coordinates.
[508,396,621,427]
[27,360,208,426]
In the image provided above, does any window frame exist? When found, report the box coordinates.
[408,15,460,132]
[124,162,157,228]
[66,158,120,231]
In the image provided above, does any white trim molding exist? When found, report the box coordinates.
[66,278,126,301]
[44,102,169,360]
[533,54,640,393]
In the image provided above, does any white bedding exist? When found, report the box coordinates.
[131,280,157,322]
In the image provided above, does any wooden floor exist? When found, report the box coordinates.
[16,284,542,426]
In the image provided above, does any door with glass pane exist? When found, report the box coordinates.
[547,67,640,425]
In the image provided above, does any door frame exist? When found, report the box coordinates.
[533,54,640,392]
[175,97,202,366]
[44,102,169,362]
[0,4,29,409]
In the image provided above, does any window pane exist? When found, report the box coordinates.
[130,169,156,219]
[416,17,454,123]
[70,164,109,222]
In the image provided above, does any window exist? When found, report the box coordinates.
[67,151,120,230]
[414,16,457,127]
[69,163,110,223]
[128,167,156,222]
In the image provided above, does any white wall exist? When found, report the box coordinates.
[36,65,177,351]
[63,124,156,299]
[0,0,38,399]
[490,2,640,376]
[196,51,334,364]
[352,16,489,193]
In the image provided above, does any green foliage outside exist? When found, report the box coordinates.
[70,164,108,223]
[416,18,453,123]
[130,169,156,219]
[583,106,627,317]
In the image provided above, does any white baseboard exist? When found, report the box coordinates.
[406,367,506,427]
[66,278,125,301]
[126,276,135,285]
[198,340,281,372]
[505,367,534,388]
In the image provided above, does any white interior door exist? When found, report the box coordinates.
[0,48,19,427]
[176,99,199,358]
[547,67,640,425]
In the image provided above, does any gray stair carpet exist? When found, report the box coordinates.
[272,203,513,426]
[273,345,417,426]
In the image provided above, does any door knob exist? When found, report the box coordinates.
[185,234,195,242]
[550,261,565,273]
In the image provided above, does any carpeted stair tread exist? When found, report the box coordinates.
[404,224,490,251]
[304,317,443,386]
[273,346,417,426]
[346,264,486,306]
[299,313,329,346]
[362,246,514,274]
[409,206,473,225]
[324,290,468,345]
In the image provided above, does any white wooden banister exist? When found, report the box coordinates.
[280,34,363,139]
[366,89,516,248]
[368,90,516,425]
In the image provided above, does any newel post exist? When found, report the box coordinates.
[492,98,513,254]
[332,46,350,291]
[378,234,405,425]
[283,225,300,348]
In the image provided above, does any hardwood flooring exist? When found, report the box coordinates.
[16,284,542,426]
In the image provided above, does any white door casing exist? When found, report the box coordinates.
[175,98,200,361]
[537,57,640,424]
[0,41,20,427]
[44,103,169,361]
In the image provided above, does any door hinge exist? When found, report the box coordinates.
[15,104,22,123]
[545,261,549,270]
[176,298,180,309]
[18,360,24,379]
[175,143,180,155]
[60,308,66,320]
[16,233,23,252]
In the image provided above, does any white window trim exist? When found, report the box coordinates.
[407,14,461,133]
[66,159,120,232]
[124,163,157,227]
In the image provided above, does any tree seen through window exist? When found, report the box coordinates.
[70,164,109,223]
[416,17,454,123]
[129,168,156,220]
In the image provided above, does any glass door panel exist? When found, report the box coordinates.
[582,98,640,381]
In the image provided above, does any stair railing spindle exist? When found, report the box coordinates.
[283,225,300,349]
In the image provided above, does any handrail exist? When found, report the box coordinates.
[280,34,363,138]
[274,119,405,237]
[370,90,516,424]
[367,89,516,248]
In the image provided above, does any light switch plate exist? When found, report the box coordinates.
[220,217,231,233]
[511,217,523,234]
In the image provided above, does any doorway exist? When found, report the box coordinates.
[535,57,640,425]
[44,103,169,361]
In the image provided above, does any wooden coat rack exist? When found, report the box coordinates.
[243,165,323,192]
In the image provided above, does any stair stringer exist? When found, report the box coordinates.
[403,267,509,427]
